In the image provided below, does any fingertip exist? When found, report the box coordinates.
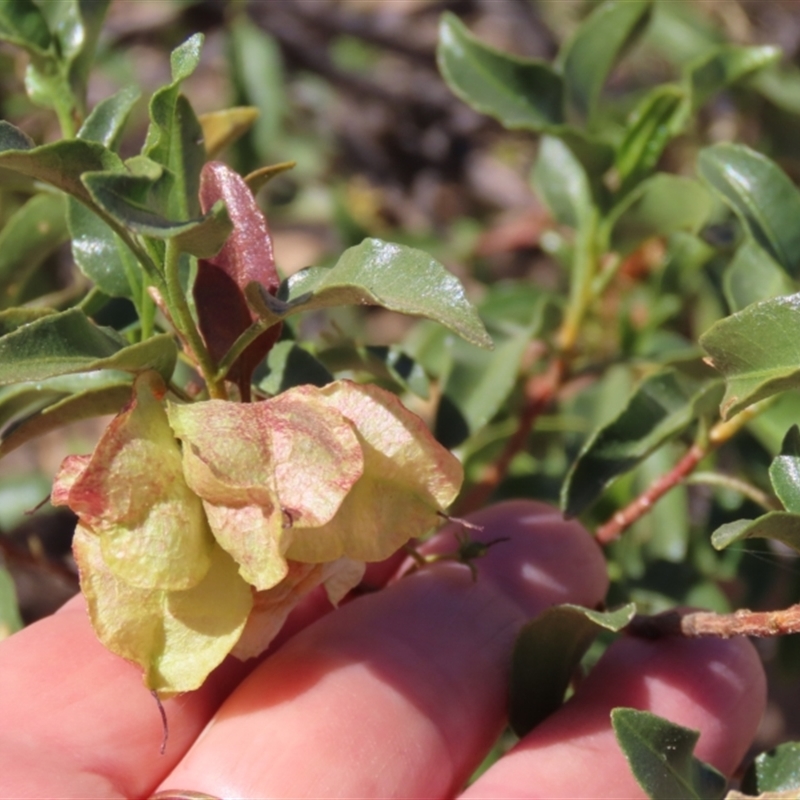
[414,500,609,617]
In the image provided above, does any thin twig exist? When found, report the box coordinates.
[596,443,706,545]
[629,604,800,639]
[595,402,769,545]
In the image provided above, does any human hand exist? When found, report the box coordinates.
[0,501,765,799]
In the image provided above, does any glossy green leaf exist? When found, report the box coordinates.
[0,380,133,460]
[700,294,800,418]
[0,370,130,431]
[712,511,800,555]
[0,566,22,639]
[769,426,800,514]
[82,169,232,257]
[612,708,727,800]
[0,308,176,385]
[259,341,333,395]
[0,0,51,53]
[698,144,800,278]
[510,603,635,737]
[616,84,686,190]
[741,742,800,795]
[562,365,722,517]
[143,34,205,220]
[532,135,592,228]
[438,12,563,130]
[0,121,120,207]
[67,197,142,299]
[0,193,68,307]
[723,240,794,313]
[558,0,653,126]
[609,174,712,253]
[264,238,491,349]
[78,85,140,149]
[687,45,781,110]
[37,0,110,111]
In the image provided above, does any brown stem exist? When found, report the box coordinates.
[457,357,566,515]
[0,537,79,587]
[629,604,800,639]
[595,402,767,545]
[595,442,706,545]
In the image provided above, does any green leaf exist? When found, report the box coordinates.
[616,84,686,190]
[510,603,635,737]
[82,169,232,257]
[0,193,68,307]
[0,0,51,53]
[0,380,133,460]
[770,426,800,514]
[37,0,111,111]
[259,341,333,395]
[0,565,22,639]
[0,121,120,207]
[0,307,55,336]
[435,328,532,449]
[0,308,176,385]
[723,240,794,313]
[438,12,563,130]
[78,85,140,149]
[0,370,131,431]
[609,175,713,253]
[697,144,800,278]
[532,135,592,228]
[263,238,492,349]
[700,294,800,418]
[558,0,653,126]
[143,34,205,220]
[67,197,142,299]
[712,511,800,555]
[562,364,723,517]
[741,742,800,795]
[612,708,727,800]
[686,45,781,111]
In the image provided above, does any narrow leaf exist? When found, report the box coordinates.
[437,12,563,130]
[562,365,722,517]
[616,84,686,190]
[78,85,140,149]
[0,308,176,385]
[698,144,800,278]
[510,603,635,737]
[558,0,653,125]
[82,169,232,256]
[612,708,727,800]
[700,294,800,418]
[0,121,120,206]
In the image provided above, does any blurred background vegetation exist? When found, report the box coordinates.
[4,0,800,762]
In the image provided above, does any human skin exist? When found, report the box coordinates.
[0,501,766,799]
